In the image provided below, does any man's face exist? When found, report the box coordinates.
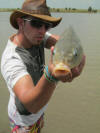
[22,17,52,46]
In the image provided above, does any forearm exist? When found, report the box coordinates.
[22,74,56,113]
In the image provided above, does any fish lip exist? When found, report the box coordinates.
[53,62,71,75]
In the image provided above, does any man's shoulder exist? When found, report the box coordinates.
[1,40,20,62]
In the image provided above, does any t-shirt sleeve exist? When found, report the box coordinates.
[1,55,29,90]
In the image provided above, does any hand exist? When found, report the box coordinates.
[48,46,86,83]
[70,55,86,81]
[58,55,86,82]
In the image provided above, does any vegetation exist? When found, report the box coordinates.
[98,9,100,12]
[0,8,19,12]
[49,7,98,13]
[0,7,98,13]
[88,6,97,13]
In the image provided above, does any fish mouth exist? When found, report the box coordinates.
[53,62,71,75]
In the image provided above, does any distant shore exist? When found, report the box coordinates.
[0,8,99,13]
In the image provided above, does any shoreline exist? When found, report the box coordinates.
[0,8,98,13]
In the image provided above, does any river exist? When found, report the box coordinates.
[0,12,100,133]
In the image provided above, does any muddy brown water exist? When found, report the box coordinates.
[0,12,100,133]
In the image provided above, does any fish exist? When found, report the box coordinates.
[53,26,83,76]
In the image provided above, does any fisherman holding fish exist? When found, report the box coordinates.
[1,0,85,132]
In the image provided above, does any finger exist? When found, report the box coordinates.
[61,76,73,82]
[71,55,86,77]
[78,55,86,73]
[50,46,54,64]
[51,46,54,54]
[59,72,73,82]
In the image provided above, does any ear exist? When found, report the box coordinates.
[16,18,24,30]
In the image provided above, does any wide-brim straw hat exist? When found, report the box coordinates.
[10,0,62,29]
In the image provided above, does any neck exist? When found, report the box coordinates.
[13,32,33,49]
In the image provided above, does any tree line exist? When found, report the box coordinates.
[49,6,97,13]
[0,6,98,13]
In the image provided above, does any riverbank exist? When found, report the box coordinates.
[0,8,98,13]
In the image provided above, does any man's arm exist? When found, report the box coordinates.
[13,47,69,114]
[13,48,86,114]
[13,73,56,114]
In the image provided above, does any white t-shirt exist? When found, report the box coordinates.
[1,32,51,126]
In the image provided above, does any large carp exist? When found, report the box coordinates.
[53,26,83,75]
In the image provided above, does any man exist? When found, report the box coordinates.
[1,0,85,132]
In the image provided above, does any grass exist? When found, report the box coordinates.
[0,8,17,12]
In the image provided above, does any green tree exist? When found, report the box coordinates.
[88,6,92,12]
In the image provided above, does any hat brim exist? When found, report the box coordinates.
[10,10,62,29]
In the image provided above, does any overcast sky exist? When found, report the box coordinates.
[0,0,100,9]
